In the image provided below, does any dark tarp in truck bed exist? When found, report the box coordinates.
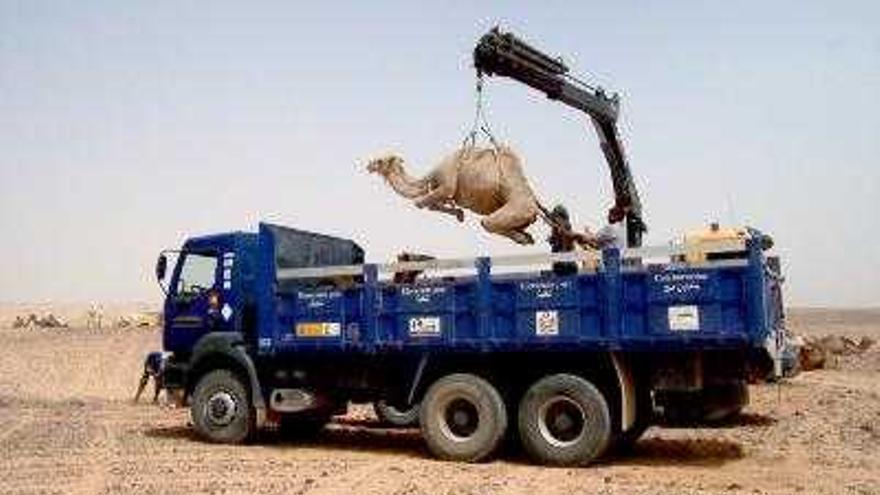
[264,223,364,271]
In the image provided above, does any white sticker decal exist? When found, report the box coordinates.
[668,305,699,331]
[221,303,233,322]
[535,311,559,336]
[409,317,441,336]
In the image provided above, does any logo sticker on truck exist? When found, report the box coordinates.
[535,310,559,336]
[408,317,441,336]
[295,322,341,337]
[668,305,700,331]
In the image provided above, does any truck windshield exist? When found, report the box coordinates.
[176,253,217,296]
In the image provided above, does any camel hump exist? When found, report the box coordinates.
[493,144,517,156]
[491,145,525,172]
[457,145,519,164]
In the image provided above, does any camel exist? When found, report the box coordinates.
[367,146,544,245]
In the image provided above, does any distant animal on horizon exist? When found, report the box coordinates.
[367,146,548,245]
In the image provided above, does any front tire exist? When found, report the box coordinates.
[191,369,255,444]
[419,373,507,462]
[518,374,611,466]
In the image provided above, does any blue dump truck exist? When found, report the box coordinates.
[153,222,788,465]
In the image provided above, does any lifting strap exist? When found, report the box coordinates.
[461,73,500,154]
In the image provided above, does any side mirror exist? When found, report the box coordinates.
[156,254,168,282]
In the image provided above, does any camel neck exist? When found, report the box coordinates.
[383,165,428,198]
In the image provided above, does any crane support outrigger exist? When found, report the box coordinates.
[473,27,646,247]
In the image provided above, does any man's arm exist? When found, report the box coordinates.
[571,229,601,250]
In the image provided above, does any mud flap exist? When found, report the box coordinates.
[611,352,636,432]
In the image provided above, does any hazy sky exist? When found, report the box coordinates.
[1,1,878,307]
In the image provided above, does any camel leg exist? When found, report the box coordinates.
[414,165,457,209]
[481,201,538,245]
[424,202,465,222]
[413,184,454,209]
[498,228,534,245]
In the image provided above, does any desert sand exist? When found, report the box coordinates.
[0,307,877,495]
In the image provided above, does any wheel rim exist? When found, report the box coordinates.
[205,390,238,427]
[439,397,480,441]
[537,396,586,448]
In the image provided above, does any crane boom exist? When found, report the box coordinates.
[473,28,646,247]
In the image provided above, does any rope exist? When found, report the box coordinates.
[461,73,500,154]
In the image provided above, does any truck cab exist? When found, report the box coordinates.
[159,233,258,356]
[155,225,365,437]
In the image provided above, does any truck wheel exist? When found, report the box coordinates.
[191,369,255,444]
[419,373,507,462]
[374,400,419,427]
[518,374,611,466]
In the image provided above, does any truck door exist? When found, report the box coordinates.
[164,252,219,353]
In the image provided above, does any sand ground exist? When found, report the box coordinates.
[0,308,877,495]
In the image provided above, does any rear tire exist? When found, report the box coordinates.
[518,374,611,466]
[374,400,420,427]
[419,373,507,462]
[191,369,255,444]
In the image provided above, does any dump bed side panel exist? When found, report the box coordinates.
[258,268,770,358]
[620,266,751,341]
[255,222,773,357]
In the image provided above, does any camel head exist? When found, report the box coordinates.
[366,154,404,177]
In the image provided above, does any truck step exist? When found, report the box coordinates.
[269,388,316,413]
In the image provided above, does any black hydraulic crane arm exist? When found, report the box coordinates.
[473,28,646,247]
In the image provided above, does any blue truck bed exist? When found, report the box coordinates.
[253,223,782,361]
